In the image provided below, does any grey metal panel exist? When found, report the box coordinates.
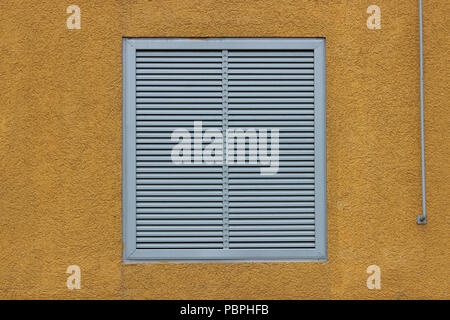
[130,38,323,50]
[130,249,322,260]
[136,44,224,252]
[313,39,327,259]
[123,38,327,262]
[123,39,137,259]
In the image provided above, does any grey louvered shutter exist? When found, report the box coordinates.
[123,39,326,261]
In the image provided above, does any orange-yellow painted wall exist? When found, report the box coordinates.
[0,0,448,299]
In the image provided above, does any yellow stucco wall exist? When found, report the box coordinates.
[0,0,448,299]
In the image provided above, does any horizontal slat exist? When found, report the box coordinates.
[229,75,314,80]
[137,104,222,109]
[228,121,313,126]
[136,69,222,74]
[136,167,223,172]
[137,208,223,213]
[137,57,222,62]
[136,92,222,97]
[137,63,221,68]
[136,214,222,219]
[229,214,315,219]
[137,191,222,196]
[136,86,222,91]
[137,185,223,190]
[136,243,222,248]
[229,243,314,248]
[228,69,314,74]
[227,124,314,133]
[228,110,314,115]
[230,231,315,236]
[228,173,315,179]
[136,51,222,57]
[137,80,222,86]
[136,97,222,103]
[136,114,222,121]
[229,196,314,201]
[137,75,222,80]
[228,104,314,109]
[232,160,314,167]
[230,225,315,231]
[229,208,314,213]
[228,57,314,63]
[135,150,314,156]
[137,231,222,236]
[229,237,315,242]
[137,225,223,231]
[136,158,218,163]
[228,92,313,97]
[137,110,222,115]
[229,190,314,196]
[229,204,314,209]
[228,115,314,120]
[136,144,204,150]
[228,167,314,173]
[136,164,222,168]
[278,144,315,149]
[229,219,314,224]
[137,196,222,202]
[137,237,223,242]
[228,98,314,103]
[145,143,313,148]
[136,139,313,145]
[136,115,222,121]
[137,98,222,103]
[228,51,313,57]
[137,202,223,207]
[136,179,222,184]
[228,86,314,92]
[136,120,221,126]
[229,63,314,69]
[228,131,314,138]
[136,220,223,225]
[229,80,314,86]
[229,178,314,183]
[228,184,314,190]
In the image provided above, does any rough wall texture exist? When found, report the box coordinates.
[0,0,448,299]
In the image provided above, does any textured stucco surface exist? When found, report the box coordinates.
[0,0,448,299]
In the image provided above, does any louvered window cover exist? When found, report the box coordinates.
[123,38,326,261]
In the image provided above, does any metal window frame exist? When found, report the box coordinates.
[123,38,327,262]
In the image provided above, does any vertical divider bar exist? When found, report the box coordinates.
[222,50,230,248]
[417,0,427,225]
